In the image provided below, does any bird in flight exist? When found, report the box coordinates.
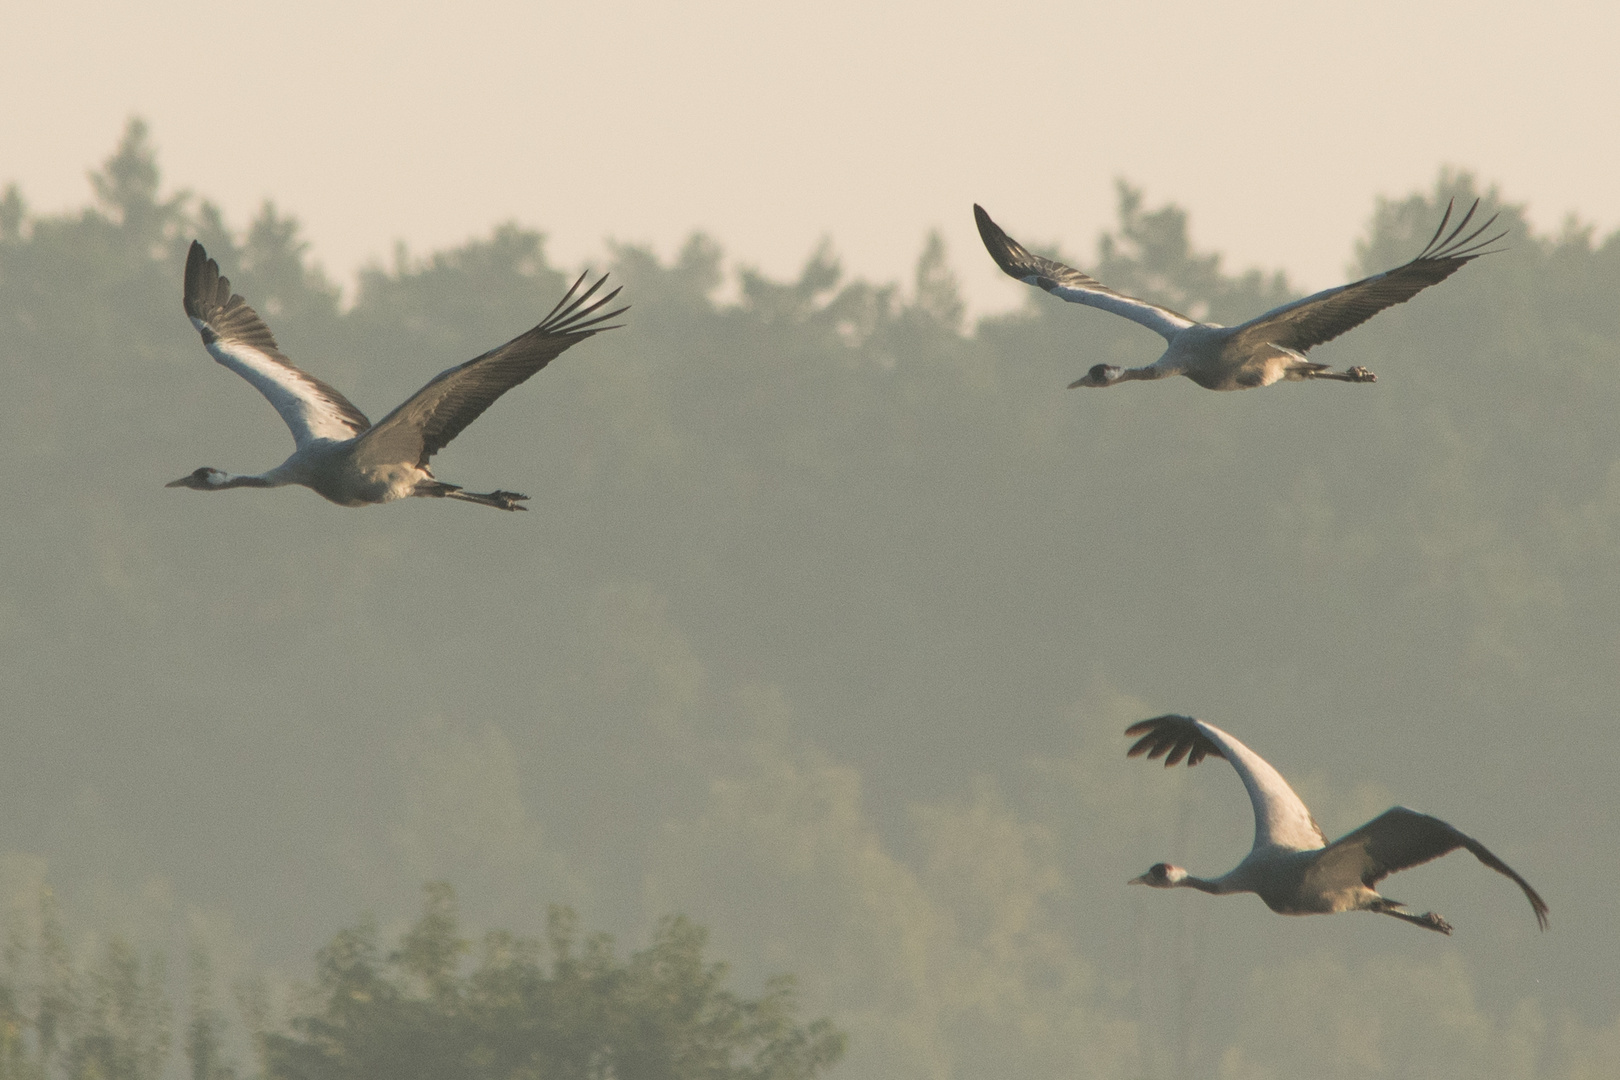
[1123,714,1547,934]
[975,199,1501,391]
[167,242,624,510]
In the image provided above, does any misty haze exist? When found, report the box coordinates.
[1,110,1617,1080]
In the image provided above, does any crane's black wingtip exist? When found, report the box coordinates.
[1123,713,1197,736]
[1122,715,1223,768]
[973,203,1000,237]
[184,239,219,285]
[1527,888,1550,931]
[973,204,1029,281]
[585,303,631,335]
[183,239,226,322]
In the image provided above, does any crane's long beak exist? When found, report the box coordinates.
[165,477,188,487]
[1127,874,1150,885]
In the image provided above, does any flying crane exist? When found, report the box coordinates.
[168,241,624,510]
[1124,714,1548,934]
[975,199,1500,390]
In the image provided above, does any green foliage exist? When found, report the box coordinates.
[0,890,169,1080]
[0,186,23,245]
[63,941,171,1080]
[186,949,236,1080]
[263,885,844,1080]
[0,885,836,1080]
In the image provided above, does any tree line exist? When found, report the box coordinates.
[0,883,842,1080]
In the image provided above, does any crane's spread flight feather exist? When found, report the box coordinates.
[356,272,626,469]
[183,242,372,447]
[1228,199,1504,353]
[974,204,1196,341]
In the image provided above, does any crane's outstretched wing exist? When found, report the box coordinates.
[355,272,626,469]
[183,241,371,448]
[1126,715,1327,853]
[974,205,1196,342]
[1230,199,1503,354]
[1309,806,1548,930]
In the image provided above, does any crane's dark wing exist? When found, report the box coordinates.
[1229,199,1503,355]
[1312,806,1548,930]
[975,204,1196,342]
[1125,714,1225,767]
[354,272,626,469]
[184,241,371,448]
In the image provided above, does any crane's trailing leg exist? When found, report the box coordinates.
[449,488,529,511]
[1300,365,1377,383]
[1371,899,1452,935]
[411,478,530,511]
[1273,345,1378,384]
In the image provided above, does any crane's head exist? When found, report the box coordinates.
[166,467,228,490]
[1129,862,1189,888]
[1068,364,1122,389]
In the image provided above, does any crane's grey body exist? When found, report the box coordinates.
[179,442,441,507]
[169,241,625,511]
[1124,715,1548,934]
[1195,846,1333,911]
[975,200,1502,391]
[1142,322,1326,392]
[1180,841,1395,917]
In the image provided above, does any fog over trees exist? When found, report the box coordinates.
[2,121,1618,1079]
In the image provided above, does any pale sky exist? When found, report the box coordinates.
[5,0,1618,313]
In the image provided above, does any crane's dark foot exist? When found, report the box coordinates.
[446,488,530,511]
[1375,900,1452,934]
[1345,366,1376,383]
[1417,911,1452,934]
[483,490,529,511]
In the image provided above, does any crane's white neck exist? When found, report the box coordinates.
[1162,867,1228,894]
[167,467,275,491]
[1132,863,1233,894]
[208,470,273,489]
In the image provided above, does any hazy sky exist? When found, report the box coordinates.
[6,0,1618,312]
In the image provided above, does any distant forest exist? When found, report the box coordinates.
[0,882,842,1080]
[2,121,1618,1080]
